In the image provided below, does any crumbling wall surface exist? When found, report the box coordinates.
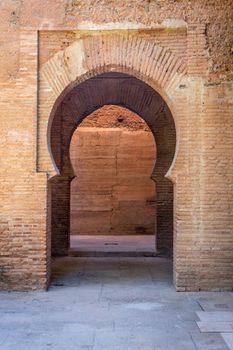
[0,1,232,291]
[0,0,232,83]
[77,105,150,131]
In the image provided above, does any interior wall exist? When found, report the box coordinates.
[70,106,156,236]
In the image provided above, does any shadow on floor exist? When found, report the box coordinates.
[51,256,173,288]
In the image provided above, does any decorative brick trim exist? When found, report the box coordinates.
[41,35,187,100]
[39,35,187,180]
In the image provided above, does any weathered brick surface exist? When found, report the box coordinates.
[0,1,232,291]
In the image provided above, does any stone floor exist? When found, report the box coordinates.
[0,256,232,350]
[70,234,156,256]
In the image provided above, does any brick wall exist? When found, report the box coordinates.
[0,1,232,291]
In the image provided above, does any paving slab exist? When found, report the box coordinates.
[190,331,230,350]
[197,296,233,311]
[93,327,197,350]
[197,311,233,322]
[197,321,233,333]
[221,333,233,350]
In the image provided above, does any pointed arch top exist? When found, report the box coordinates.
[41,35,187,100]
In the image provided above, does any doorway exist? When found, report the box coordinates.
[69,105,157,256]
[48,72,175,284]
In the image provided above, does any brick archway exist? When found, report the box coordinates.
[48,72,176,256]
[39,36,186,180]
[39,35,188,290]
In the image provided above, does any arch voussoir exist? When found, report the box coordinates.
[39,35,186,181]
[41,35,186,102]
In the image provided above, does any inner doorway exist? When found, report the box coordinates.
[69,105,157,256]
